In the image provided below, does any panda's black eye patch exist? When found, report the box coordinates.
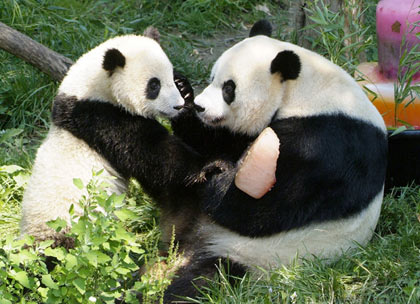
[222,80,236,105]
[146,77,161,100]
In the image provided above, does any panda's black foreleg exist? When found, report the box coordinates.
[172,71,253,162]
[51,94,209,200]
[162,255,246,304]
[185,159,234,186]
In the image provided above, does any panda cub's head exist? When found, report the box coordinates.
[59,34,184,118]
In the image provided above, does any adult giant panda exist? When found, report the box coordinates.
[52,21,388,303]
[190,18,387,264]
[20,32,207,245]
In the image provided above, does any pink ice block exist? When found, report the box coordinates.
[235,127,280,199]
[376,0,420,79]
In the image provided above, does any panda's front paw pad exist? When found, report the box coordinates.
[174,72,194,104]
[186,160,233,186]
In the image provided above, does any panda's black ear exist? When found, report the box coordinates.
[249,20,272,37]
[103,48,126,73]
[270,50,301,81]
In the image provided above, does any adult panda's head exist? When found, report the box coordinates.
[59,34,184,118]
[194,20,385,136]
[194,20,301,136]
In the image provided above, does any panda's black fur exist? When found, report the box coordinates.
[52,93,204,204]
[52,21,388,303]
[201,114,387,237]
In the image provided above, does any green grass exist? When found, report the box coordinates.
[183,186,420,304]
[0,0,284,137]
[1,0,420,303]
[0,165,29,237]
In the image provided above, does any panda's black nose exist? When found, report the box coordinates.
[195,104,205,112]
[173,105,183,110]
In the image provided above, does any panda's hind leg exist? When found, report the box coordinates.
[162,253,246,303]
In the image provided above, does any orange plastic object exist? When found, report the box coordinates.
[356,62,420,129]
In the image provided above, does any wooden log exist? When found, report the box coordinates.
[0,22,73,81]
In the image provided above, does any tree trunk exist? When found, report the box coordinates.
[288,0,306,40]
[287,0,366,61]
[288,0,344,48]
[0,22,73,82]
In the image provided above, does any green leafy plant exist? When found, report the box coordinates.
[392,22,420,132]
[131,225,181,304]
[303,0,374,73]
[0,172,146,303]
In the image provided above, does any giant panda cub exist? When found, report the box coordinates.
[20,32,202,244]
[52,20,388,303]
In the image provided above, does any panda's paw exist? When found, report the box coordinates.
[186,160,233,186]
[174,71,194,107]
[50,233,76,250]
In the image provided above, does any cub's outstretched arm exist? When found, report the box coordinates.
[52,94,207,200]
[172,72,253,163]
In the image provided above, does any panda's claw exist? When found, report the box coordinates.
[185,171,207,187]
[185,160,233,186]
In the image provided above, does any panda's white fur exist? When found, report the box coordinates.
[193,35,386,268]
[20,126,122,239]
[195,36,385,136]
[21,35,183,241]
[200,190,382,270]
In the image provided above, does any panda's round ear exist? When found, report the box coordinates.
[103,48,126,73]
[143,26,160,43]
[249,20,272,37]
[270,50,301,81]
